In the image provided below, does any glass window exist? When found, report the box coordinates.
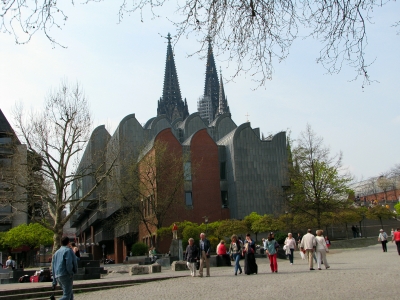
[220,162,226,180]
[185,192,193,206]
[221,191,228,208]
[184,162,191,180]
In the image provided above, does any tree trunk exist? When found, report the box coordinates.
[52,228,63,255]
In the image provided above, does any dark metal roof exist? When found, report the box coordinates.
[0,108,20,144]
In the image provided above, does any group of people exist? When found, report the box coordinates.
[184,232,259,277]
[184,232,211,277]
[185,229,332,277]
[379,228,400,254]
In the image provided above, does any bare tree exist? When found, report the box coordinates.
[1,82,117,252]
[1,1,399,87]
[377,173,392,202]
[389,165,400,201]
[365,176,380,201]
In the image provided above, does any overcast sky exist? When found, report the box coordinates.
[1,1,399,181]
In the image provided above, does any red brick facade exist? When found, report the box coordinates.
[137,128,230,253]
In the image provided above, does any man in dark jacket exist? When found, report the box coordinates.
[185,238,199,277]
[198,232,211,277]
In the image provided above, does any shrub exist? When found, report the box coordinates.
[131,242,149,256]
[182,225,201,249]
[274,232,287,244]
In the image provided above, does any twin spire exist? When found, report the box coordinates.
[157,34,229,124]
[157,33,189,123]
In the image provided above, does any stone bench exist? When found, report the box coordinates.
[129,263,161,275]
[124,256,153,265]
[171,261,188,271]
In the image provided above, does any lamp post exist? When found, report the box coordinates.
[203,216,209,235]
[285,211,289,231]
[102,244,106,262]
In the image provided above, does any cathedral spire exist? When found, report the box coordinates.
[203,38,219,120]
[157,33,189,122]
[217,68,228,116]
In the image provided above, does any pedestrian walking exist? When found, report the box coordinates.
[243,233,257,275]
[315,230,330,270]
[378,229,388,252]
[265,232,279,273]
[198,232,211,277]
[300,229,317,270]
[52,236,78,300]
[393,228,400,255]
[284,233,296,265]
[228,234,242,276]
[184,238,199,277]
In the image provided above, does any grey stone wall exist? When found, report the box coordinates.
[218,123,289,219]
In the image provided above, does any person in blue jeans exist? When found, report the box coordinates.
[52,236,78,300]
[228,234,243,275]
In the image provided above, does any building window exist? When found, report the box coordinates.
[185,192,193,207]
[220,162,226,180]
[221,191,228,208]
[184,162,191,180]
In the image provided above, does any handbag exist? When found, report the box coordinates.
[283,245,287,251]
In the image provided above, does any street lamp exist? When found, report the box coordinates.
[102,244,106,262]
[285,211,289,231]
[203,216,209,235]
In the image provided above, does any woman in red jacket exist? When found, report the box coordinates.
[393,228,400,255]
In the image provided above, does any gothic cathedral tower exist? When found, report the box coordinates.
[157,33,189,123]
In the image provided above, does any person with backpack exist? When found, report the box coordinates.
[228,234,242,276]
[5,256,15,269]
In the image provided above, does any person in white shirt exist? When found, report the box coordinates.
[378,229,388,252]
[315,230,330,270]
[284,233,297,265]
[300,229,317,270]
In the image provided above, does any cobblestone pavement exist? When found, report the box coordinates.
[76,242,399,300]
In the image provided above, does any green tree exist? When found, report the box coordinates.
[334,210,362,239]
[394,203,400,215]
[244,212,262,241]
[2,223,53,249]
[214,219,248,240]
[288,125,353,228]
[366,205,396,229]
[252,214,284,236]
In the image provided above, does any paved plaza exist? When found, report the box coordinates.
[76,242,399,300]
